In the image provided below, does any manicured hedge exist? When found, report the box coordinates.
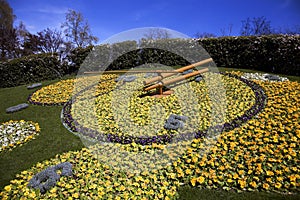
[1,35,298,88]
[0,53,63,88]
[72,35,300,76]
[65,46,94,73]
[198,34,300,76]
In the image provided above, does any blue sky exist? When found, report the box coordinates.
[8,0,300,43]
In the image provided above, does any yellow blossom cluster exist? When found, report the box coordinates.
[1,71,299,199]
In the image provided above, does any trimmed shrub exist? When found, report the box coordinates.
[0,53,62,88]
[198,34,300,76]
[65,45,94,73]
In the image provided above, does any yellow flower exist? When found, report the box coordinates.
[275,182,282,189]
[4,185,11,192]
[119,185,126,191]
[29,192,36,198]
[197,176,205,184]
[190,177,197,186]
[250,181,257,188]
[227,178,233,183]
[266,170,274,176]
[263,183,270,190]
[238,179,246,189]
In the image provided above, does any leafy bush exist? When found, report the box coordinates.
[76,35,299,76]
[65,45,94,73]
[1,35,298,88]
[198,34,300,76]
[0,53,62,88]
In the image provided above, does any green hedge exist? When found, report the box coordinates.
[65,46,94,73]
[198,34,300,76]
[1,35,298,88]
[71,35,300,76]
[0,53,62,88]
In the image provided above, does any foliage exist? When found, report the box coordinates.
[25,28,65,55]
[61,9,98,48]
[194,32,217,39]
[0,53,64,88]
[142,28,171,40]
[69,35,300,76]
[65,45,94,73]
[240,16,273,36]
[0,0,16,61]
[198,34,300,76]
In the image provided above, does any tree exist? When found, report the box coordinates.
[220,24,233,36]
[61,9,98,48]
[0,0,18,60]
[276,25,300,35]
[194,32,217,38]
[143,28,171,40]
[240,16,273,36]
[22,32,42,55]
[37,28,65,54]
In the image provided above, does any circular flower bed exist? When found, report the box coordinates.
[28,74,118,106]
[1,72,299,199]
[0,120,40,152]
[28,79,75,106]
[62,72,266,145]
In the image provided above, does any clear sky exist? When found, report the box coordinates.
[8,0,300,43]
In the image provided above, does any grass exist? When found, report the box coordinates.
[0,68,299,199]
[0,77,84,190]
[178,186,300,200]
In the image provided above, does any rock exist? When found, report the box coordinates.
[123,76,137,82]
[6,103,29,113]
[28,162,72,194]
[27,83,42,89]
[164,114,188,130]
[195,75,203,82]
[115,75,137,82]
[144,72,158,78]
[264,74,281,81]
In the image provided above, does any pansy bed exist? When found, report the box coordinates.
[62,72,266,145]
[0,120,40,152]
[28,74,118,106]
[2,71,299,199]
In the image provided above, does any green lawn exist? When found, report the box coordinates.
[0,68,299,199]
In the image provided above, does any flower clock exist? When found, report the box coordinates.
[1,71,299,199]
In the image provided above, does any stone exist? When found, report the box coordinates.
[6,103,29,113]
[264,74,281,81]
[28,162,72,194]
[27,83,42,89]
[164,114,188,130]
[144,72,158,78]
[195,75,203,82]
[115,75,137,82]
